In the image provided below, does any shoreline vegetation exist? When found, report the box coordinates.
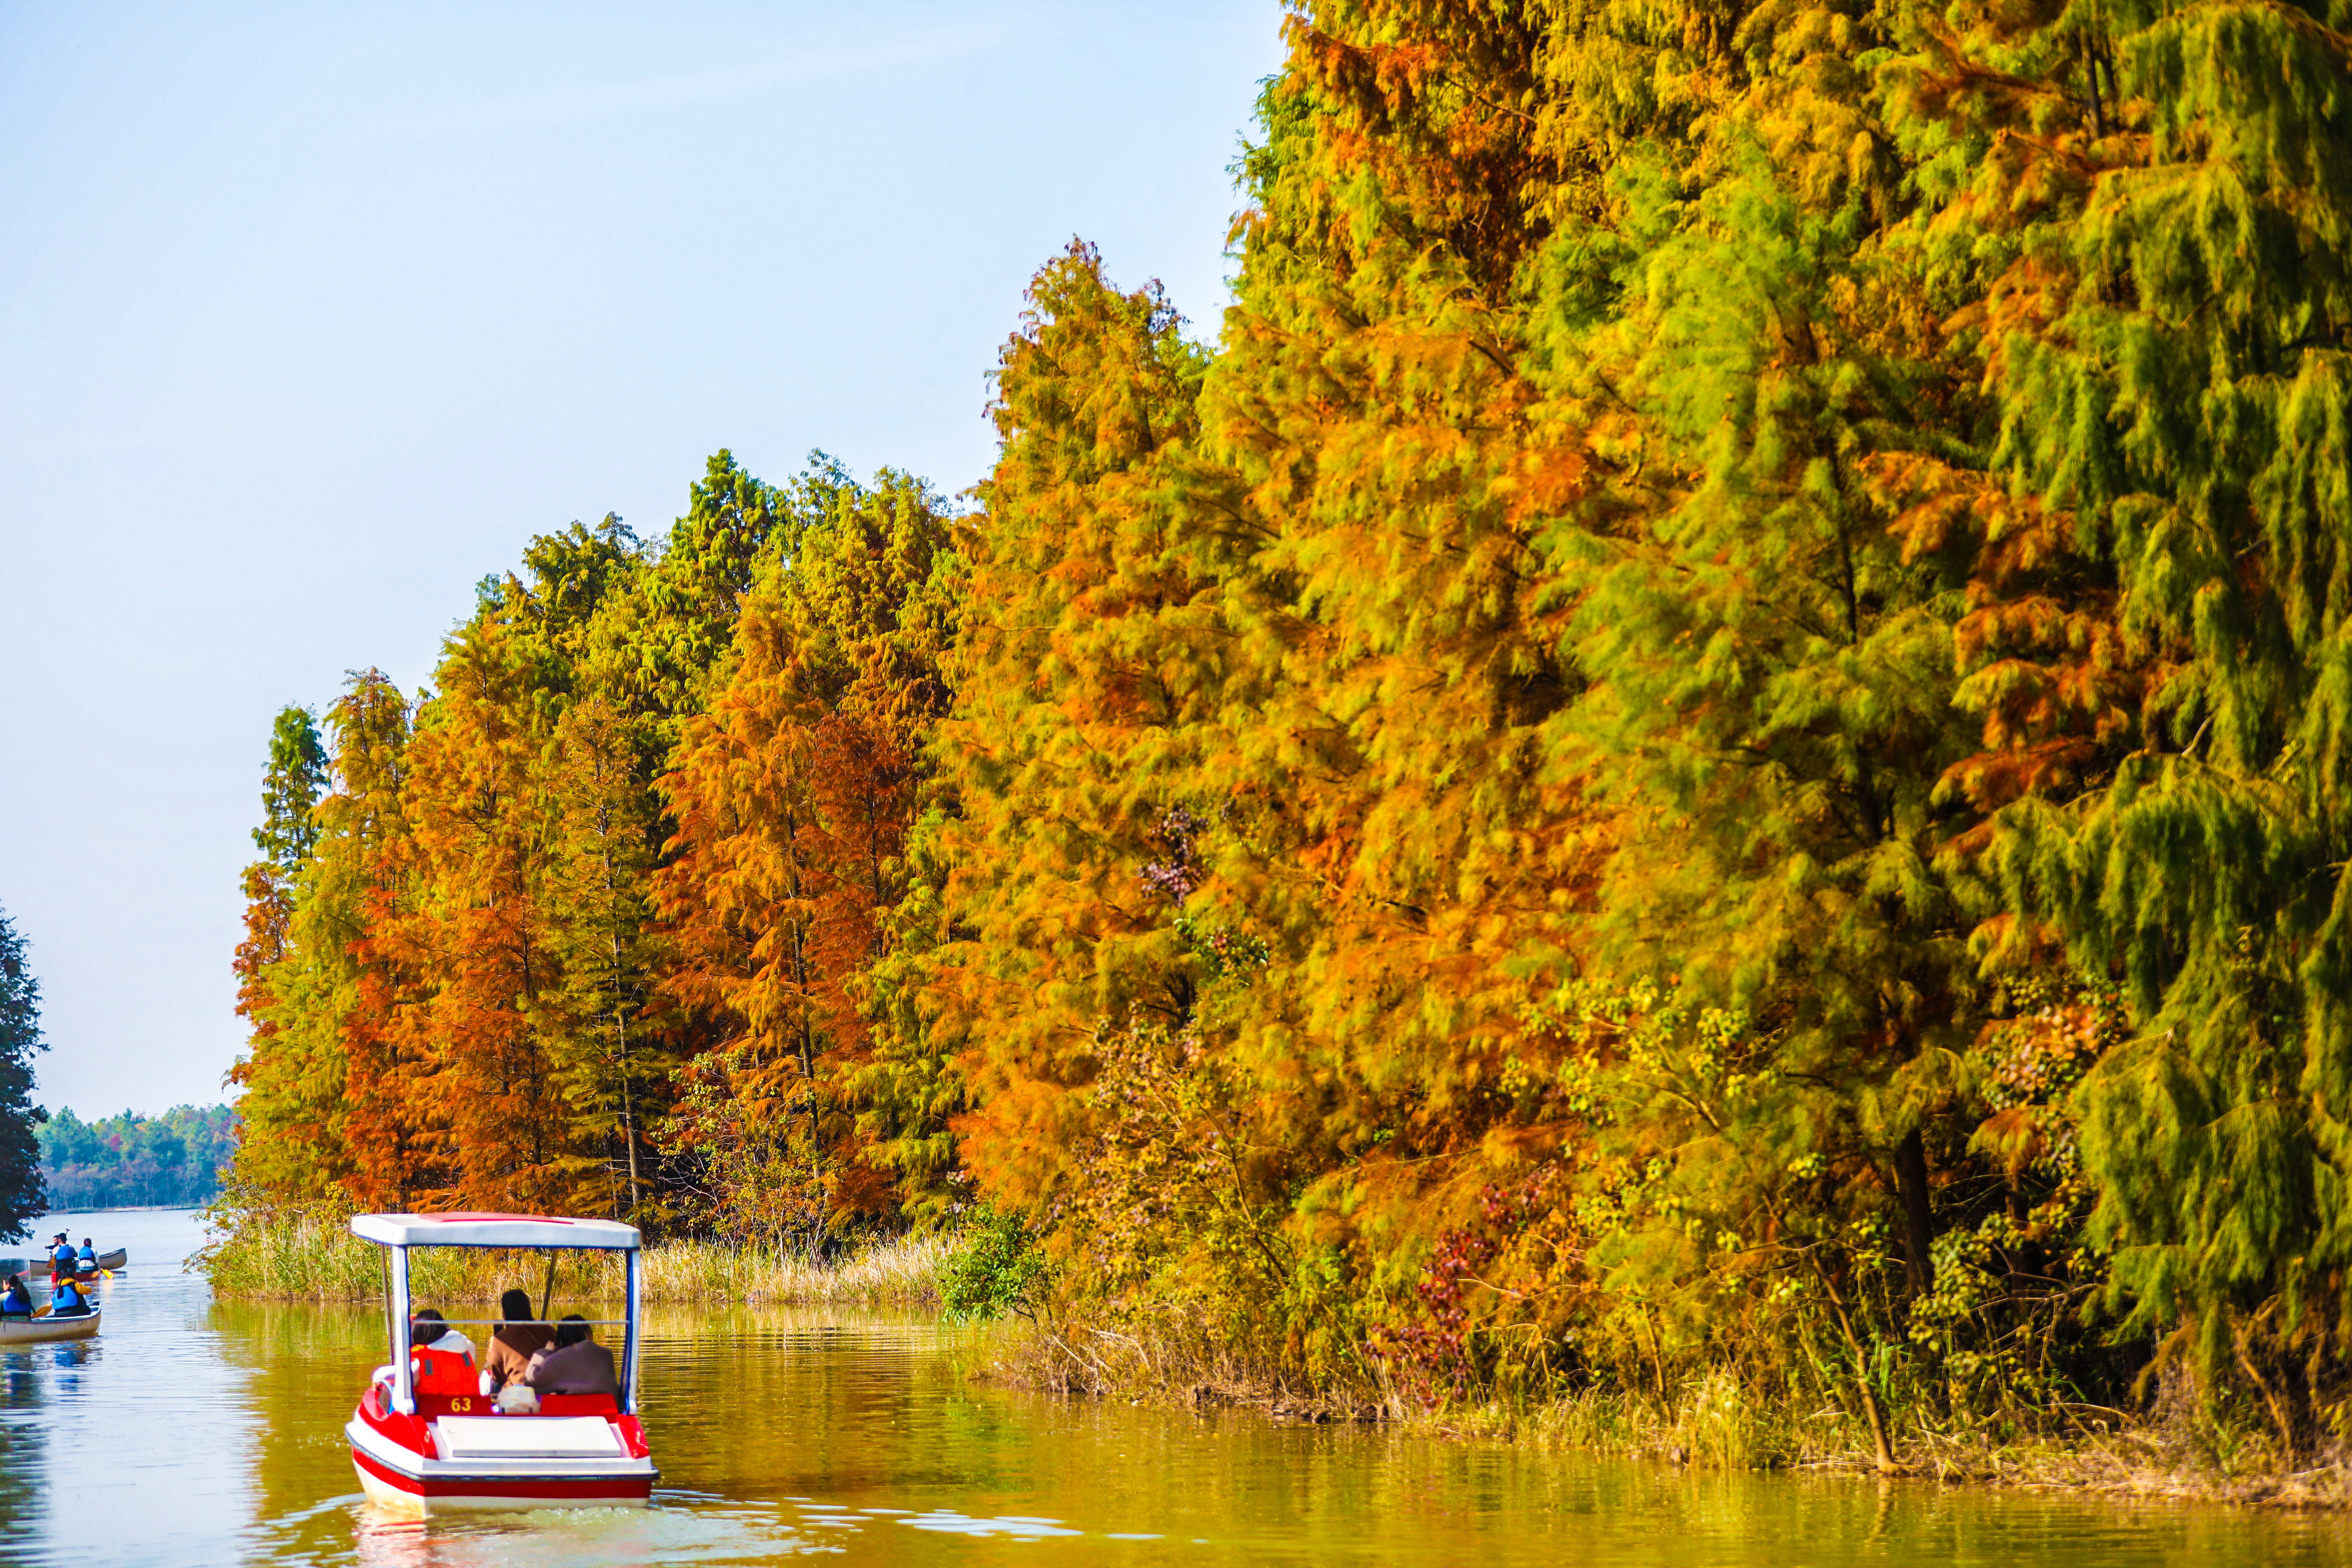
[204,1207,2346,1510]
[216,0,2352,1524]
[197,1208,946,1310]
[983,1322,2352,1511]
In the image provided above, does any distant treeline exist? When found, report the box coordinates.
[40,1105,235,1211]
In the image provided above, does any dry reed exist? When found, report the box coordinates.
[198,1208,949,1308]
[981,1315,2352,1506]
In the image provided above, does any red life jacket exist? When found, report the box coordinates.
[412,1345,477,1396]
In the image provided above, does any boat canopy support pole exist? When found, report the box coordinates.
[622,1248,641,1415]
[388,1246,415,1415]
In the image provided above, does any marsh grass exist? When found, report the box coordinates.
[634,1234,951,1306]
[983,1315,2351,1506]
[198,1208,949,1308]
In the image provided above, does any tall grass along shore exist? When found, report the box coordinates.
[979,1310,2352,1512]
[199,1207,947,1309]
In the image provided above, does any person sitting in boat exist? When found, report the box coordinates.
[75,1239,97,1274]
[407,1308,478,1396]
[47,1275,90,1317]
[0,1274,31,1317]
[482,1288,554,1392]
[48,1235,74,1278]
[525,1314,620,1399]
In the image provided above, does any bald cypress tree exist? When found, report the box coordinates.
[228,705,330,1201]
[1898,0,2352,1443]
[937,244,1228,1211]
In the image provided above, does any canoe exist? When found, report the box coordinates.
[94,1249,125,1272]
[0,1308,100,1345]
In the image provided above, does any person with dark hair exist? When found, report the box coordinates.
[482,1288,554,1391]
[525,1313,620,1399]
[410,1306,472,1353]
[0,1273,30,1317]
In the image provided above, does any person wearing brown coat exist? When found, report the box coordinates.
[482,1289,555,1391]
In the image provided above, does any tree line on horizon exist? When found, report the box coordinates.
[231,0,2352,1461]
[39,1105,237,1212]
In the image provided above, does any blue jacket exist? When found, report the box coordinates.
[50,1280,83,1312]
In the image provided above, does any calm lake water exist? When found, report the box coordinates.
[1,1209,2348,1566]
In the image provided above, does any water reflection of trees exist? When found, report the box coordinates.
[209,1298,384,1530]
[0,1340,96,1536]
[638,1308,998,1500]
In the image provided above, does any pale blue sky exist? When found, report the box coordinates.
[0,1,1284,1115]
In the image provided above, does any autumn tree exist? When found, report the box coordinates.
[326,669,431,1210]
[936,244,1224,1212]
[227,704,328,1196]
[229,677,414,1206]
[659,467,965,1242]
[545,694,664,1219]
[1902,0,2352,1446]
[940,33,1607,1377]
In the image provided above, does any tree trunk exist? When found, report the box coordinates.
[1895,1127,1935,1298]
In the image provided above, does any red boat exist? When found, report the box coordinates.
[343,1212,657,1513]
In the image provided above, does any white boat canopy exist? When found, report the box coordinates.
[349,1212,640,1250]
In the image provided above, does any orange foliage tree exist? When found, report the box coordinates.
[659,470,964,1245]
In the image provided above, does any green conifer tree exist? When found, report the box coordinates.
[1908,0,2352,1438]
[0,902,46,1238]
[254,706,329,868]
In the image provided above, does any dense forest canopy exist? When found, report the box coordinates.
[229,0,2352,1464]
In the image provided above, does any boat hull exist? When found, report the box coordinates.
[351,1449,653,1513]
[346,1410,654,1514]
[0,1310,99,1345]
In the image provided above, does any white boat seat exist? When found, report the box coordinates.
[430,1415,622,1460]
